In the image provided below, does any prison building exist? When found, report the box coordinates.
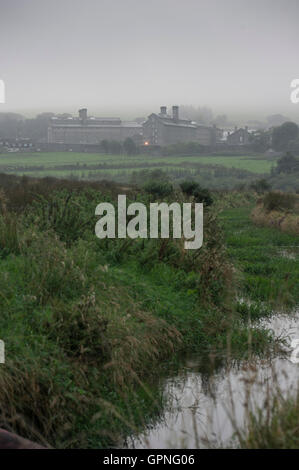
[226,126,250,145]
[142,106,220,146]
[196,124,222,146]
[48,108,143,144]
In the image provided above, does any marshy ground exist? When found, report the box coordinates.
[126,204,299,448]
[0,174,297,448]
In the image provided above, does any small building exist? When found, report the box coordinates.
[48,108,142,144]
[142,106,220,146]
[227,126,250,145]
[0,137,34,151]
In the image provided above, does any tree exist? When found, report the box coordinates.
[288,138,299,153]
[123,137,137,155]
[0,112,24,139]
[276,152,299,174]
[249,129,272,152]
[22,113,55,142]
[272,122,299,151]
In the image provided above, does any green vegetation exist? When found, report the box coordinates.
[251,192,299,236]
[262,192,298,212]
[219,206,299,313]
[275,152,299,174]
[180,180,213,206]
[272,122,299,152]
[1,150,298,192]
[0,151,273,171]
[0,170,298,449]
[0,174,277,448]
[0,151,274,178]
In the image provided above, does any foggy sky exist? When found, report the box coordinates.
[1,0,299,120]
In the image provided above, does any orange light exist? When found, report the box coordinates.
[144,141,149,146]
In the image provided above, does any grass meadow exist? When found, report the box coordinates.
[0,152,275,180]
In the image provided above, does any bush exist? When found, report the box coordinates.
[143,180,173,198]
[180,180,200,196]
[25,190,96,244]
[193,187,213,206]
[21,232,87,304]
[180,180,213,206]
[263,191,297,212]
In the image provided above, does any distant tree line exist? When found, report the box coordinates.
[0,112,56,141]
[100,138,137,155]
[272,122,299,152]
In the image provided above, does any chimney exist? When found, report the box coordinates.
[160,106,167,116]
[79,108,88,122]
[172,105,179,121]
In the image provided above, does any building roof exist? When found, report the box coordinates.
[50,120,142,129]
[148,113,198,129]
[228,127,249,137]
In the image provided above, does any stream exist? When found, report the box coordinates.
[125,309,299,449]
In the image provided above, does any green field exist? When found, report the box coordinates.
[10,166,197,180]
[0,151,275,175]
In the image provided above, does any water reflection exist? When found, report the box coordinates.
[127,310,299,449]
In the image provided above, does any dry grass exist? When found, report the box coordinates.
[251,192,299,236]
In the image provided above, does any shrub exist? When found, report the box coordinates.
[193,187,213,206]
[21,232,87,304]
[180,180,200,196]
[263,191,297,212]
[180,180,213,206]
[25,189,99,245]
[143,180,173,198]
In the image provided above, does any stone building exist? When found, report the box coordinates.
[226,126,250,145]
[48,108,142,144]
[142,106,220,146]
[196,124,221,146]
